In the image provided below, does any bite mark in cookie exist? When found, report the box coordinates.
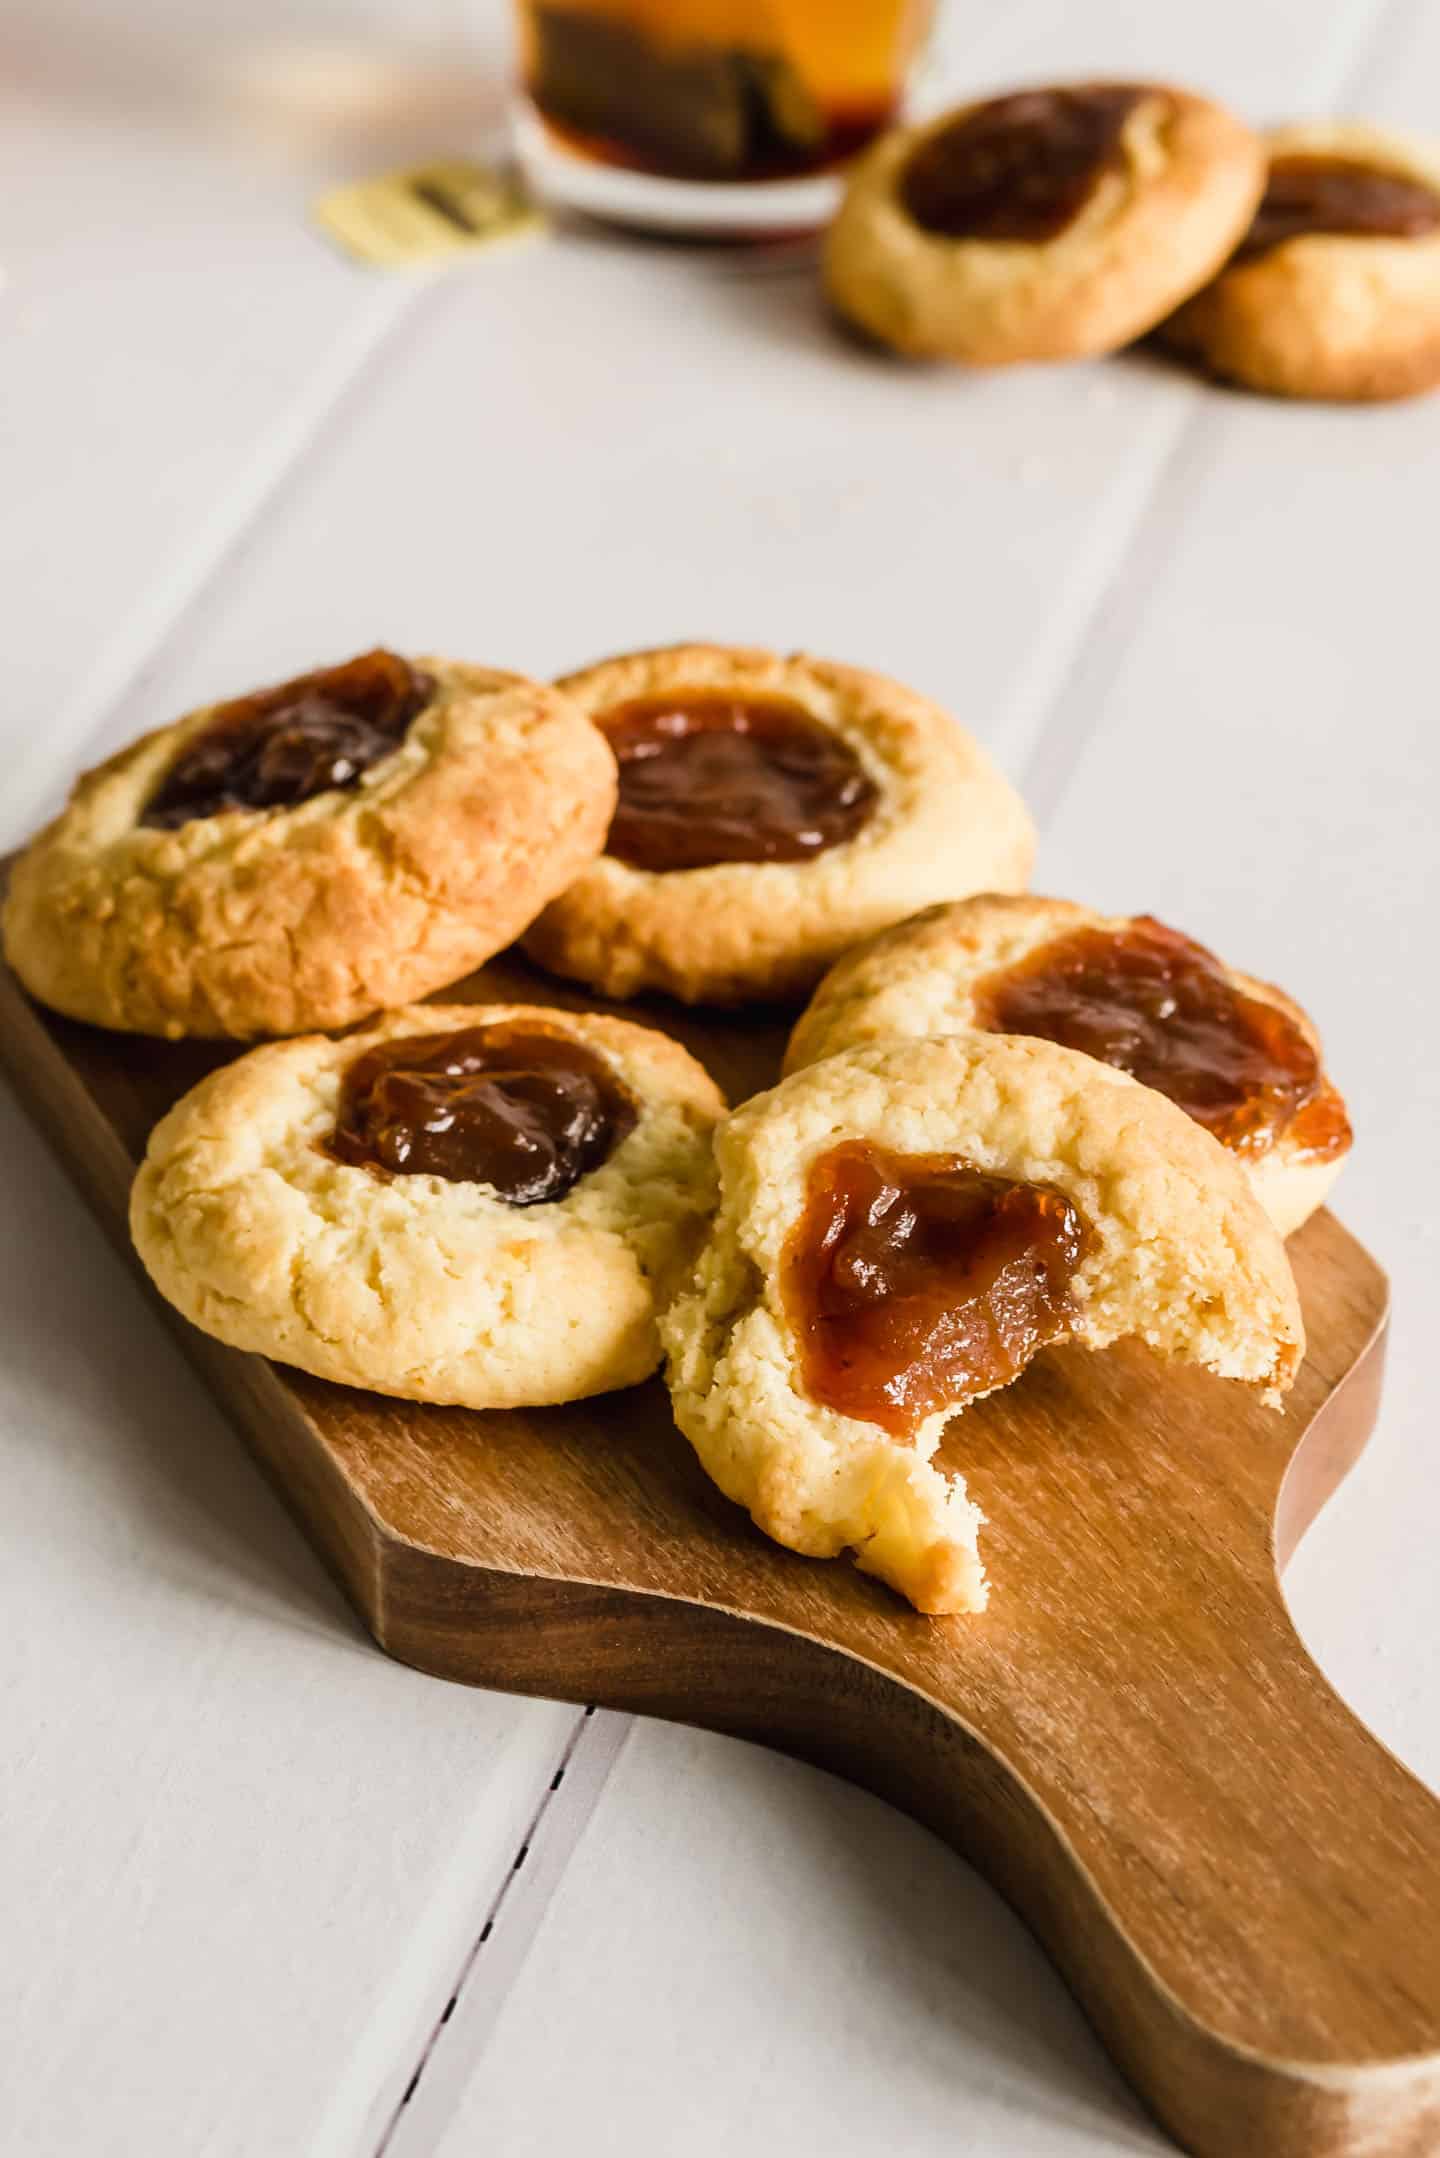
[783,1140,1088,1436]
[662,1033,1303,1615]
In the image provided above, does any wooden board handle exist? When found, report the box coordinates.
[391,1521,1440,2155]
[381,1322,1440,2158]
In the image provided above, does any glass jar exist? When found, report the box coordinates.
[512,0,934,234]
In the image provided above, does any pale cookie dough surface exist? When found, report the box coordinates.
[785,894,1350,1237]
[823,82,1264,364]
[661,1033,1303,1616]
[523,643,1035,1006]
[3,658,618,1040]
[1161,122,1440,401]
[131,1003,725,1408]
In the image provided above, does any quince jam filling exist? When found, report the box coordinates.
[1236,154,1440,262]
[600,691,878,873]
[900,84,1150,244]
[783,1141,1088,1438]
[975,916,1350,1162]
[141,650,433,829]
[329,1023,636,1204]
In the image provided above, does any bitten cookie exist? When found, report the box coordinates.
[131,1003,725,1407]
[662,1034,1303,1615]
[3,650,618,1039]
[522,643,1034,1005]
[785,895,1351,1238]
[823,80,1264,363]
[1160,122,1440,401]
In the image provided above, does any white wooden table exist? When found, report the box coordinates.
[4,3,1438,2152]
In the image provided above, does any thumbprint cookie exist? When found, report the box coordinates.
[130,1004,725,1407]
[1161,122,1440,400]
[784,894,1351,1237]
[662,1034,1303,1614]
[3,651,617,1039]
[823,81,1264,364]
[522,643,1034,1005]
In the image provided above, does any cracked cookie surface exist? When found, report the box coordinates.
[661,1033,1302,1615]
[3,656,617,1039]
[130,1002,725,1407]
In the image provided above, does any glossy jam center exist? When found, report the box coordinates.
[601,691,878,874]
[329,1023,636,1203]
[783,1141,1087,1438]
[1237,153,1440,261]
[141,649,433,829]
[976,916,1351,1161]
[900,84,1151,244]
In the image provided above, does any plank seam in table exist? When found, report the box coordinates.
[377,1711,633,2158]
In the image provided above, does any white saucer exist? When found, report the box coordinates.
[511,97,847,237]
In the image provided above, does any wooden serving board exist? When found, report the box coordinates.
[3,941,1438,2158]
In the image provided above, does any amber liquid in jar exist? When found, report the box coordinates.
[517,0,932,183]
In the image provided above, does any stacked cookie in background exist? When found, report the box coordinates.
[823,82,1440,402]
[2,640,1349,1616]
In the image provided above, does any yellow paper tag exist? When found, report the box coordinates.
[313,158,543,269]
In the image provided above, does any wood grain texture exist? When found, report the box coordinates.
[1,934,1435,2158]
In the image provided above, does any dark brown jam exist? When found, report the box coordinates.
[141,650,433,829]
[601,691,878,874]
[782,1141,1087,1438]
[975,916,1351,1162]
[900,84,1152,244]
[1236,153,1440,261]
[329,1022,636,1203]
